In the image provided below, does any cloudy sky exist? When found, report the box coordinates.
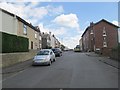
[0,0,119,49]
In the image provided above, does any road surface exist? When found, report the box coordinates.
[2,51,118,88]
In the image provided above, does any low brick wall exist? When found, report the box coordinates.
[1,50,39,68]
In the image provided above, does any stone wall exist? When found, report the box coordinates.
[1,50,39,68]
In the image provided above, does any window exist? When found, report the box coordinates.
[37,51,49,55]
[90,30,93,34]
[35,32,37,39]
[103,42,107,47]
[39,36,41,40]
[23,24,27,35]
[103,30,106,34]
[31,41,33,49]
[103,37,107,41]
[103,27,107,36]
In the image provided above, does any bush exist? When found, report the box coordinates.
[1,32,29,53]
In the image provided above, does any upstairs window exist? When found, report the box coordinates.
[90,29,93,34]
[103,37,106,42]
[35,32,37,39]
[23,24,27,35]
[103,37,106,40]
[39,36,41,40]
[103,42,107,47]
[103,27,107,36]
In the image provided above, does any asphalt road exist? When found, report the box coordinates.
[2,51,118,88]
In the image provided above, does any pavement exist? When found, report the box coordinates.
[86,52,119,69]
[1,59,33,74]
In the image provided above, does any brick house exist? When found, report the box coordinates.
[0,8,41,50]
[82,19,119,56]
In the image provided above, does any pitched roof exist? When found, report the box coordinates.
[41,33,50,38]
[81,19,119,37]
[95,19,119,28]
[0,8,40,32]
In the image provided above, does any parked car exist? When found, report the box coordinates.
[51,48,62,57]
[32,49,56,66]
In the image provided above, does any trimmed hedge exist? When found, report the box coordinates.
[1,32,29,53]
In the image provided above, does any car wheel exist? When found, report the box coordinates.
[53,58,56,62]
[59,54,61,57]
[48,60,51,66]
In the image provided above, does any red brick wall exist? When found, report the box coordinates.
[94,24,103,49]
[94,21,118,56]
[82,20,118,56]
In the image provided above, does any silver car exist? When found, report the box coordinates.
[32,49,56,66]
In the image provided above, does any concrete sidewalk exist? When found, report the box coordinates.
[86,52,119,69]
[1,59,32,74]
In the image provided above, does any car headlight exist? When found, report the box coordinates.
[33,57,36,61]
[45,56,50,61]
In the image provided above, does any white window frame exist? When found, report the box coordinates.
[23,24,27,35]
[103,27,107,36]
[35,32,37,39]
[90,29,93,34]
[103,42,107,47]
[39,36,41,40]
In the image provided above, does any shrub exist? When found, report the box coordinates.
[1,32,29,53]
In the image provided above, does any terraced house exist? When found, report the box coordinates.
[81,19,119,56]
[0,8,41,50]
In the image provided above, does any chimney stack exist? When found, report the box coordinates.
[49,31,51,35]
[90,22,94,26]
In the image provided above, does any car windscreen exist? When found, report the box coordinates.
[37,50,49,55]
[52,49,56,52]
[53,49,60,52]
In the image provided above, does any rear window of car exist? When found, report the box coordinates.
[52,49,56,51]
[37,50,50,55]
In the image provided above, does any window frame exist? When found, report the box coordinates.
[23,24,27,35]
[35,32,37,39]
[103,27,107,36]
[103,41,107,47]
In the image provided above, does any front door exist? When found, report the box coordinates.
[31,41,33,49]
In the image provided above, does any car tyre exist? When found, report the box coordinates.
[48,60,51,66]
[53,58,56,62]
[58,54,60,57]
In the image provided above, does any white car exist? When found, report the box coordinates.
[32,49,56,66]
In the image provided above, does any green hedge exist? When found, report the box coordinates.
[1,32,29,53]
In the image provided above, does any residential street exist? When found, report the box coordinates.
[2,51,118,88]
